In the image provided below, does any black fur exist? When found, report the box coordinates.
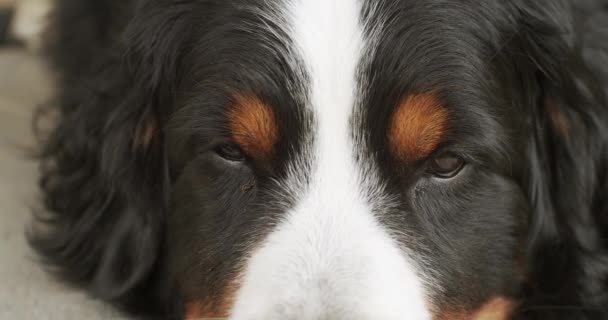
[32,0,166,315]
[31,0,608,318]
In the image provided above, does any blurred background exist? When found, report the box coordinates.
[0,1,120,318]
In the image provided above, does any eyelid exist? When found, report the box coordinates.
[215,143,246,161]
[431,140,484,160]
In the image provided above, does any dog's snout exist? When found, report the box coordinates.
[226,203,431,319]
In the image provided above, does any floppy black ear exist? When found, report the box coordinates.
[515,1,608,315]
[30,0,191,310]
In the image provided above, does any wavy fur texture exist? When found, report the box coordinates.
[31,0,608,319]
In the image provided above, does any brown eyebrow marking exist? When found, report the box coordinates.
[388,93,448,161]
[228,95,278,161]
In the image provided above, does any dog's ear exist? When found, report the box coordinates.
[515,1,608,312]
[30,2,191,309]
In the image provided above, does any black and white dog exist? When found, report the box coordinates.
[32,0,608,319]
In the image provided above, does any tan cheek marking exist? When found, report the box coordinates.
[472,297,514,320]
[436,297,514,320]
[545,97,571,139]
[388,94,448,161]
[184,301,228,320]
[184,281,239,320]
[132,111,158,151]
[229,95,278,161]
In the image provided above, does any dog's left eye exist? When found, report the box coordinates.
[429,153,465,178]
[215,143,246,162]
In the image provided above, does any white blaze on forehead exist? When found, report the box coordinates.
[230,0,431,319]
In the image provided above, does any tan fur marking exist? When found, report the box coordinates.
[471,297,513,320]
[184,301,230,320]
[436,297,514,320]
[545,97,571,138]
[183,281,239,320]
[132,111,158,151]
[389,94,448,161]
[229,95,278,161]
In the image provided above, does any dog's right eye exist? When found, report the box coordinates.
[428,153,465,179]
[215,143,246,162]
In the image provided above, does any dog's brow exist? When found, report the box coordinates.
[228,95,278,161]
[388,93,448,161]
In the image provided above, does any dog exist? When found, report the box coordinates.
[31,0,608,319]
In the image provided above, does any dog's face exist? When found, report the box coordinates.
[35,0,608,319]
[163,1,535,318]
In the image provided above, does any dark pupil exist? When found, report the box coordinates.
[434,156,461,173]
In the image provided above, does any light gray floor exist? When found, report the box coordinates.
[0,48,122,319]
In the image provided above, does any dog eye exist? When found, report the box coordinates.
[215,143,246,162]
[429,153,465,178]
